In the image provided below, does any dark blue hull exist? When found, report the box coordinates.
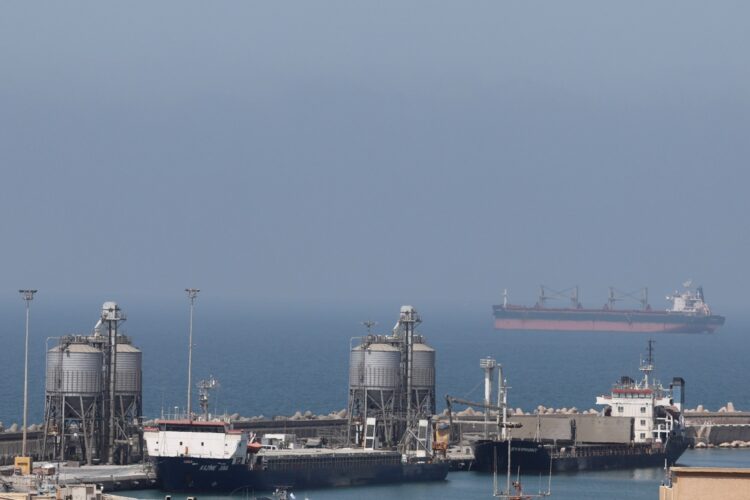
[153,456,449,493]
[472,437,690,473]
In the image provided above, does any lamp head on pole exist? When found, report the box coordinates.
[185,288,200,303]
[19,290,37,302]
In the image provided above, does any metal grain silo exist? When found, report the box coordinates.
[411,342,435,389]
[348,341,402,446]
[45,346,62,394]
[115,342,142,409]
[349,345,366,389]
[361,343,401,390]
[410,341,436,415]
[46,342,103,416]
[350,341,401,390]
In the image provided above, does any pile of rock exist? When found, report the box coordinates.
[443,406,603,417]
[270,408,349,421]
[719,440,750,448]
[528,405,598,415]
[719,402,739,413]
[685,402,741,413]
[455,407,478,417]
[234,415,266,422]
[696,440,750,449]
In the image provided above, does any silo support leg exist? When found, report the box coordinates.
[80,397,90,464]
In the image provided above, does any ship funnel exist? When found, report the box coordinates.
[671,377,685,411]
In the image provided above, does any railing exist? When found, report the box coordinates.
[549,444,659,460]
[262,453,401,471]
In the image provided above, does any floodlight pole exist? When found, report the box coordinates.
[185,288,200,419]
[19,289,37,457]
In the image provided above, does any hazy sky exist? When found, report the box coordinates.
[1,2,748,312]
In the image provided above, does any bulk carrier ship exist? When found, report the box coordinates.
[493,282,724,334]
[472,341,690,472]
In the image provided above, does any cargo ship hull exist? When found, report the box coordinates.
[153,455,449,493]
[493,306,724,334]
[472,437,690,473]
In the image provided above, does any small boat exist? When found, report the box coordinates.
[493,437,551,500]
[254,487,295,500]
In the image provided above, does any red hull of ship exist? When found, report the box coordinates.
[494,318,719,334]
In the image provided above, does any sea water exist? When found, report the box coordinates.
[2,300,749,498]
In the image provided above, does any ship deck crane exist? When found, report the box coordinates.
[537,285,581,309]
[607,286,649,310]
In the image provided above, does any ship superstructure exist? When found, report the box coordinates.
[493,282,724,334]
[594,340,685,445]
[144,420,246,462]
[666,283,713,316]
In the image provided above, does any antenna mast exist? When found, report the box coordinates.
[639,340,655,388]
[197,376,219,420]
[361,320,377,335]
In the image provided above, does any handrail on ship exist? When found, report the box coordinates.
[547,443,660,460]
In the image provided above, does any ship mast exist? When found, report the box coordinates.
[639,340,655,388]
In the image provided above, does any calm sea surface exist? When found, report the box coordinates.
[2,299,748,498]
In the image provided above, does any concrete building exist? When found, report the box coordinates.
[660,467,750,500]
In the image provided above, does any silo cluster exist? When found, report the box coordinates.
[42,302,142,465]
[347,306,436,448]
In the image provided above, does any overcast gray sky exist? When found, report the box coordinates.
[1,2,748,312]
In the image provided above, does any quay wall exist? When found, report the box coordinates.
[0,431,45,465]
[684,412,750,445]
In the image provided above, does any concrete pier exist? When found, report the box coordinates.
[54,464,157,492]
[1,464,156,493]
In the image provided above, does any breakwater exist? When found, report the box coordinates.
[684,407,750,447]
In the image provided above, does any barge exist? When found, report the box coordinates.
[144,419,448,493]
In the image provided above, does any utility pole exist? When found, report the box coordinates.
[185,288,200,419]
[19,289,37,457]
